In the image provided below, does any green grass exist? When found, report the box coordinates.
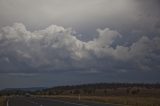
[0,97,6,106]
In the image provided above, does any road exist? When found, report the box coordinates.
[7,97,119,106]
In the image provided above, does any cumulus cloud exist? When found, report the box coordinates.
[0,23,160,73]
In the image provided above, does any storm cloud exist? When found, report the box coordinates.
[0,23,159,73]
[0,0,160,89]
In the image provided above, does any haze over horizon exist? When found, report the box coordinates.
[0,0,160,90]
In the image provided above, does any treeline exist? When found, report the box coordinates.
[34,83,160,96]
[0,83,160,96]
[47,83,160,90]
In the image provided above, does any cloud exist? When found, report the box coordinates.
[0,23,160,73]
[1,0,160,38]
[7,73,37,77]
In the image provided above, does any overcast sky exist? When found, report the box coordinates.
[0,0,160,89]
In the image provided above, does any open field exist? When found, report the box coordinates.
[0,97,6,106]
[34,83,160,106]
[39,95,160,106]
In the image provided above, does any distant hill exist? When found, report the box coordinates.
[2,87,46,92]
[0,83,160,96]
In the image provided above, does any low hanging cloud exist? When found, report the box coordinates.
[0,23,160,73]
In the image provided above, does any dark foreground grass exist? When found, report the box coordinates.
[39,95,160,106]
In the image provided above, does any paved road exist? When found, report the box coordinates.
[7,97,119,106]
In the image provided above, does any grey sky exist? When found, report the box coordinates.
[0,0,160,89]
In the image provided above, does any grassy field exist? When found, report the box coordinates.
[39,95,160,106]
[0,97,6,106]
[34,84,160,106]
